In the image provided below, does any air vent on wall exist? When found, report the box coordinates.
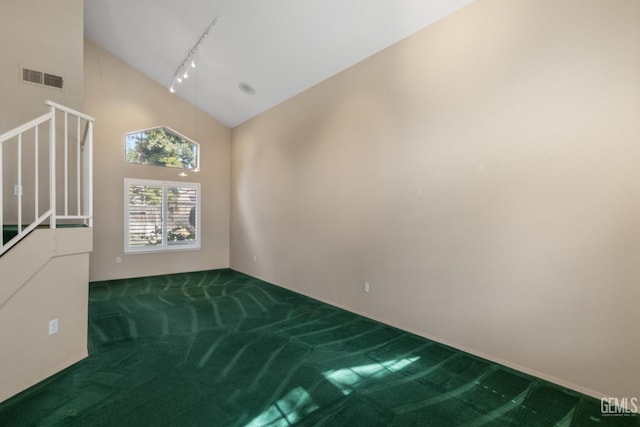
[43,73,63,89]
[21,67,64,89]
[23,68,43,84]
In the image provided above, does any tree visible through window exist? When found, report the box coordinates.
[125,179,200,253]
[125,127,198,170]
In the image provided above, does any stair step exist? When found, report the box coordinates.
[3,224,86,245]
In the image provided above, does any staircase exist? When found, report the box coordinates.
[1,100,94,255]
[0,101,95,403]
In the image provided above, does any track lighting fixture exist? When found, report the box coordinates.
[169,16,219,93]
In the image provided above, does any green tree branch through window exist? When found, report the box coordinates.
[125,127,199,170]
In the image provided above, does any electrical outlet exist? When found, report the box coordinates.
[49,319,59,335]
[14,185,23,196]
[252,255,257,262]
[363,282,370,293]
[116,256,122,264]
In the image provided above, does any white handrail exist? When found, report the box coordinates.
[1,211,52,254]
[45,100,94,122]
[0,112,53,143]
[1,101,94,255]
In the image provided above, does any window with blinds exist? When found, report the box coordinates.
[125,179,200,253]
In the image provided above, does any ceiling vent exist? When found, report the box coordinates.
[21,67,64,89]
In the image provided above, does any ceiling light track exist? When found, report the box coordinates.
[170,16,220,93]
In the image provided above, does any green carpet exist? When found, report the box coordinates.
[0,269,637,426]
[2,225,20,245]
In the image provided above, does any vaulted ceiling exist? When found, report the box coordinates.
[84,0,474,128]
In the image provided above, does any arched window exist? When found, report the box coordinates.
[125,126,199,170]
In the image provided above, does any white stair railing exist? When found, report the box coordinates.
[0,100,94,256]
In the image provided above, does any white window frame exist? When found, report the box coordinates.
[125,126,200,171]
[124,178,201,254]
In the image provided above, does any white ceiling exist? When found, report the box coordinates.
[84,0,474,128]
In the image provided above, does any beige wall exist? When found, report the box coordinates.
[0,0,83,130]
[0,228,91,402]
[231,0,640,399]
[85,41,231,281]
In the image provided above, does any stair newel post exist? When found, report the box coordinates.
[85,121,94,228]
[49,105,56,229]
[0,140,3,250]
[17,134,22,233]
